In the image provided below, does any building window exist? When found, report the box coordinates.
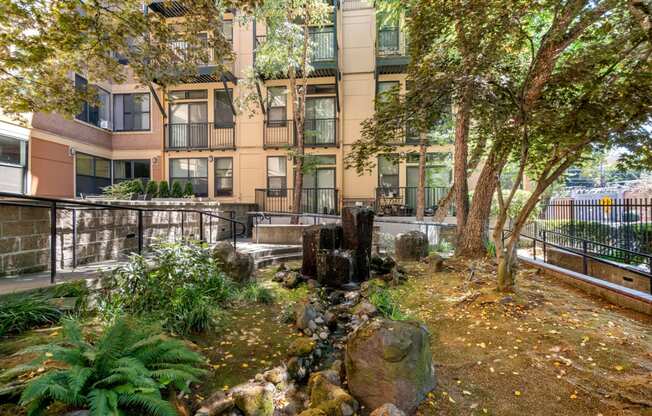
[378,155,399,196]
[223,20,233,44]
[113,93,150,131]
[267,87,287,125]
[214,157,233,197]
[170,158,208,197]
[113,160,151,183]
[302,155,336,215]
[0,135,27,194]
[214,89,234,127]
[76,153,111,196]
[168,90,208,101]
[406,153,452,188]
[75,74,111,129]
[267,156,287,196]
[376,81,400,103]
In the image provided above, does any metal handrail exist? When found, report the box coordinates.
[0,191,246,283]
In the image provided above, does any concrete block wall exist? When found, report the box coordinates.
[0,201,256,277]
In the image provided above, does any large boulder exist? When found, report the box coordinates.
[295,302,318,331]
[370,255,396,275]
[309,371,359,416]
[394,231,429,261]
[213,242,255,284]
[342,207,375,282]
[302,225,322,277]
[369,404,405,416]
[231,383,274,416]
[345,319,436,414]
[316,250,354,288]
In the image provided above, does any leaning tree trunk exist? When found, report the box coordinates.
[416,132,427,221]
[456,156,500,257]
[453,88,472,242]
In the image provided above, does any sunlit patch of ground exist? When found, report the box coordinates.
[391,259,652,416]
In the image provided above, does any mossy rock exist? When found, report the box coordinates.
[232,383,274,416]
[298,409,328,416]
[288,337,316,357]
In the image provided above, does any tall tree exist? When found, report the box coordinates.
[0,0,254,119]
[240,0,332,221]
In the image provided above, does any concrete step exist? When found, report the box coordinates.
[254,252,303,269]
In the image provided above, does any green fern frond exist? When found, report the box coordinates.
[88,388,119,416]
[117,392,178,416]
[67,366,93,396]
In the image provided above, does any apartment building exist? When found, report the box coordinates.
[0,0,458,216]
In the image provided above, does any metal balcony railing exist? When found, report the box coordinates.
[375,186,451,216]
[264,118,339,148]
[165,122,235,150]
[255,188,340,215]
[377,27,407,57]
[255,26,336,64]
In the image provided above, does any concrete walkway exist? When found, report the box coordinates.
[0,241,302,296]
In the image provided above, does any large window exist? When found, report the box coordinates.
[76,153,111,196]
[214,89,234,127]
[223,20,233,44]
[75,74,111,129]
[170,158,208,197]
[0,135,27,194]
[305,97,336,145]
[267,87,287,125]
[267,156,287,196]
[113,93,150,131]
[407,153,452,188]
[214,157,233,197]
[302,155,336,214]
[113,160,151,183]
[378,155,399,196]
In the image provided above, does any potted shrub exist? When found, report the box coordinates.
[158,180,170,198]
[145,180,158,200]
[183,181,194,197]
[171,181,184,198]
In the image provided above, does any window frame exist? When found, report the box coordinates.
[169,157,209,197]
[377,154,400,195]
[0,135,28,194]
[214,157,234,197]
[113,93,151,132]
[75,152,112,196]
[266,156,287,197]
[113,159,151,183]
[74,74,111,129]
[267,87,287,126]
[214,88,234,128]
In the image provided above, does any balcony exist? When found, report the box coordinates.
[375,186,451,217]
[164,122,235,151]
[255,25,337,79]
[263,118,339,148]
[376,27,409,74]
[255,188,340,215]
[149,0,188,17]
[170,40,236,84]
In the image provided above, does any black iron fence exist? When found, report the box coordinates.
[254,188,339,215]
[165,122,235,150]
[375,186,451,217]
[377,27,406,56]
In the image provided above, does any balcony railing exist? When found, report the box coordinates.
[263,118,339,148]
[375,186,452,216]
[377,27,407,57]
[165,122,235,151]
[255,26,336,65]
[255,188,340,215]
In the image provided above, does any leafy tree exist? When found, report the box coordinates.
[239,0,332,221]
[171,181,184,198]
[3,318,205,416]
[158,181,170,198]
[183,181,194,197]
[0,0,258,120]
[145,180,159,197]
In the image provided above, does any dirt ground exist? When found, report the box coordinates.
[391,258,652,416]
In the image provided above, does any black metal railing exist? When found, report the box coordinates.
[377,27,406,56]
[375,186,451,216]
[264,120,294,147]
[0,191,247,283]
[310,26,336,62]
[255,188,340,215]
[264,119,339,147]
[165,122,235,150]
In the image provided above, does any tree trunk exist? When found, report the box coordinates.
[453,88,472,241]
[416,132,427,221]
[433,185,454,222]
[456,156,500,257]
[497,245,518,291]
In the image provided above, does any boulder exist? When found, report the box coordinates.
[370,255,396,275]
[316,250,354,288]
[283,272,302,289]
[369,404,406,416]
[394,231,429,261]
[195,391,235,416]
[345,319,436,414]
[352,301,378,318]
[231,383,274,416]
[288,337,316,357]
[302,225,322,277]
[295,302,318,331]
[213,242,255,284]
[309,372,359,416]
[263,367,288,385]
[342,207,375,282]
[424,253,445,272]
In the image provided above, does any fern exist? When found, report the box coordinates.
[2,317,206,416]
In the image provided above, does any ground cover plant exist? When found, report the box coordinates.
[2,318,205,416]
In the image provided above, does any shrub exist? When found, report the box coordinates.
[102,179,144,199]
[145,180,158,197]
[183,182,194,197]
[3,318,205,416]
[368,285,408,321]
[0,293,62,336]
[171,182,184,198]
[237,283,274,304]
[158,181,170,198]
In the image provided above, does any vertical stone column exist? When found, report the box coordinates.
[301,225,322,277]
[342,207,375,282]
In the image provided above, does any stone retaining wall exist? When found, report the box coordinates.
[0,200,256,277]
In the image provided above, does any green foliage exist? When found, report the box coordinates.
[183,182,194,197]
[171,182,184,198]
[102,242,237,334]
[145,180,158,197]
[367,283,408,321]
[491,190,541,222]
[0,294,62,337]
[485,240,497,259]
[3,318,205,416]
[430,239,453,254]
[158,181,170,198]
[236,283,274,304]
[102,179,144,199]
